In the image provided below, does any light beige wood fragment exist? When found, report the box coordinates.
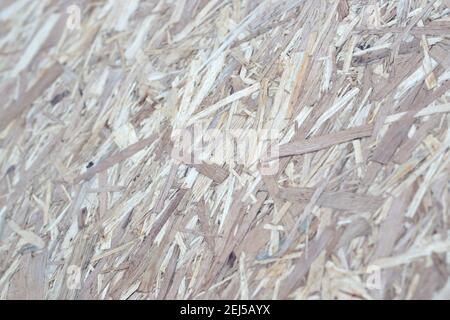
[277,125,373,158]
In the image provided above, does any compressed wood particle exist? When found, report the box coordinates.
[1,0,450,300]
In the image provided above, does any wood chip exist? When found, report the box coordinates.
[277,124,373,158]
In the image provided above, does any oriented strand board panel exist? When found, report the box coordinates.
[1,0,450,300]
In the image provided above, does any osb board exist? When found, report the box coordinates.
[0,0,450,300]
